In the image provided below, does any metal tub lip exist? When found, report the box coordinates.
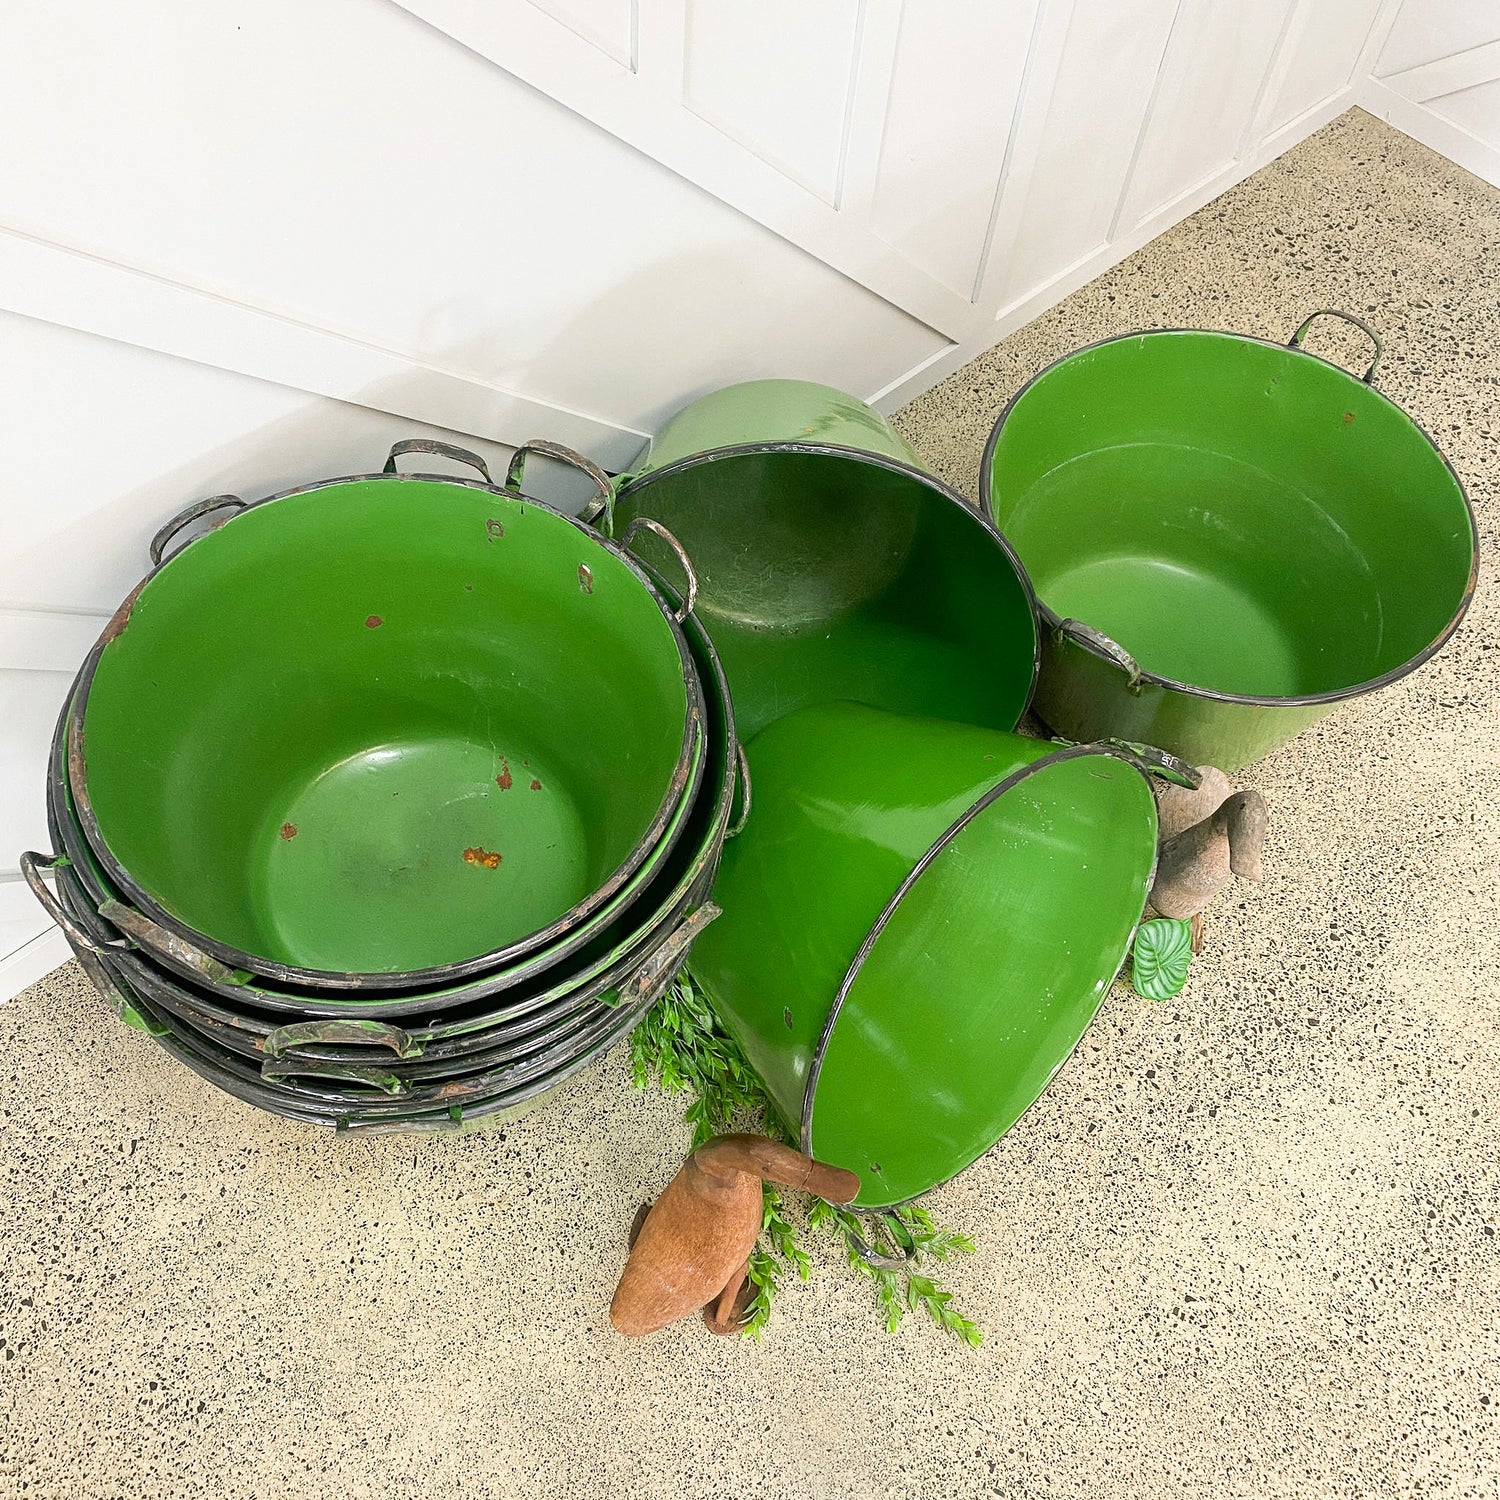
[979,326,1481,711]
[615,439,1042,730]
[797,740,1161,1212]
[51,853,703,1079]
[53,707,708,1019]
[46,567,739,1033]
[52,771,710,1050]
[65,466,707,991]
[94,949,655,1130]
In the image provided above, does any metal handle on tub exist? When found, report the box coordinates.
[725,743,752,839]
[1104,741,1203,790]
[619,902,722,1010]
[383,438,493,483]
[505,439,614,525]
[261,1018,422,1060]
[843,1212,922,1272]
[94,897,250,986]
[19,851,131,959]
[1287,309,1382,384]
[149,495,249,566]
[260,1057,411,1096]
[1054,618,1145,695]
[335,1103,466,1135]
[618,517,699,623]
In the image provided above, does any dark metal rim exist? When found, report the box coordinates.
[87,935,653,1115]
[53,708,714,1021]
[799,741,1159,1211]
[173,976,649,1118]
[53,849,687,1071]
[48,571,737,1023]
[977,326,1482,712]
[66,468,708,990]
[617,439,1043,727]
[106,959,652,1130]
[86,917,610,1084]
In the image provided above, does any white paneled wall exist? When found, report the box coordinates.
[1360,0,1500,189]
[0,0,1444,985]
[403,0,1393,404]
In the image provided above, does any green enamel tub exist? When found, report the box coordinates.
[688,702,1160,1210]
[35,570,739,1079]
[63,442,705,990]
[612,379,1039,740]
[982,313,1479,769]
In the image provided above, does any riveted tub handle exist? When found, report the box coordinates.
[20,851,133,959]
[505,439,614,527]
[261,1058,411,1096]
[1105,741,1203,790]
[336,1103,466,1135]
[1055,618,1144,695]
[382,438,492,483]
[1287,309,1382,384]
[262,1019,422,1060]
[618,517,699,623]
[844,1212,921,1272]
[95,897,248,987]
[621,902,721,1009]
[726,743,752,839]
[149,494,249,566]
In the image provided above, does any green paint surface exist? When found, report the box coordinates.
[81,478,692,974]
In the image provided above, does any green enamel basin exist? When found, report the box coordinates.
[614,379,1039,740]
[689,702,1159,1209]
[70,471,701,986]
[983,317,1478,768]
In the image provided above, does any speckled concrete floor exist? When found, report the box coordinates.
[3,109,1496,1500]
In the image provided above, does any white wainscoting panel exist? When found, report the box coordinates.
[1360,0,1500,188]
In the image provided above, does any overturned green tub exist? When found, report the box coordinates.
[687,702,1160,1209]
[613,379,1039,740]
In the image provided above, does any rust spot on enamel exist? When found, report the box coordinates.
[486,518,504,538]
[67,718,88,799]
[529,778,542,791]
[365,615,383,629]
[578,564,593,594]
[496,760,513,791]
[99,578,149,647]
[463,846,502,869]
[1343,411,1355,423]
[279,823,298,840]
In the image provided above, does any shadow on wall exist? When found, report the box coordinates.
[460,246,880,440]
[9,231,938,623]
[5,395,515,620]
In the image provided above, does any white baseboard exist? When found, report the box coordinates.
[1358,78,1500,190]
[869,88,1360,414]
[0,925,70,1003]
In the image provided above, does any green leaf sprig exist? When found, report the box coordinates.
[630,970,981,1344]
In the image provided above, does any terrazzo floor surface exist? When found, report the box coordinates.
[3,109,1496,1499]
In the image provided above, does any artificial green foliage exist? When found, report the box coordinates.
[630,972,981,1344]
[809,1200,984,1345]
[1131,917,1194,999]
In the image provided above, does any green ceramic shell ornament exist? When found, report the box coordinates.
[1131,919,1194,1000]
